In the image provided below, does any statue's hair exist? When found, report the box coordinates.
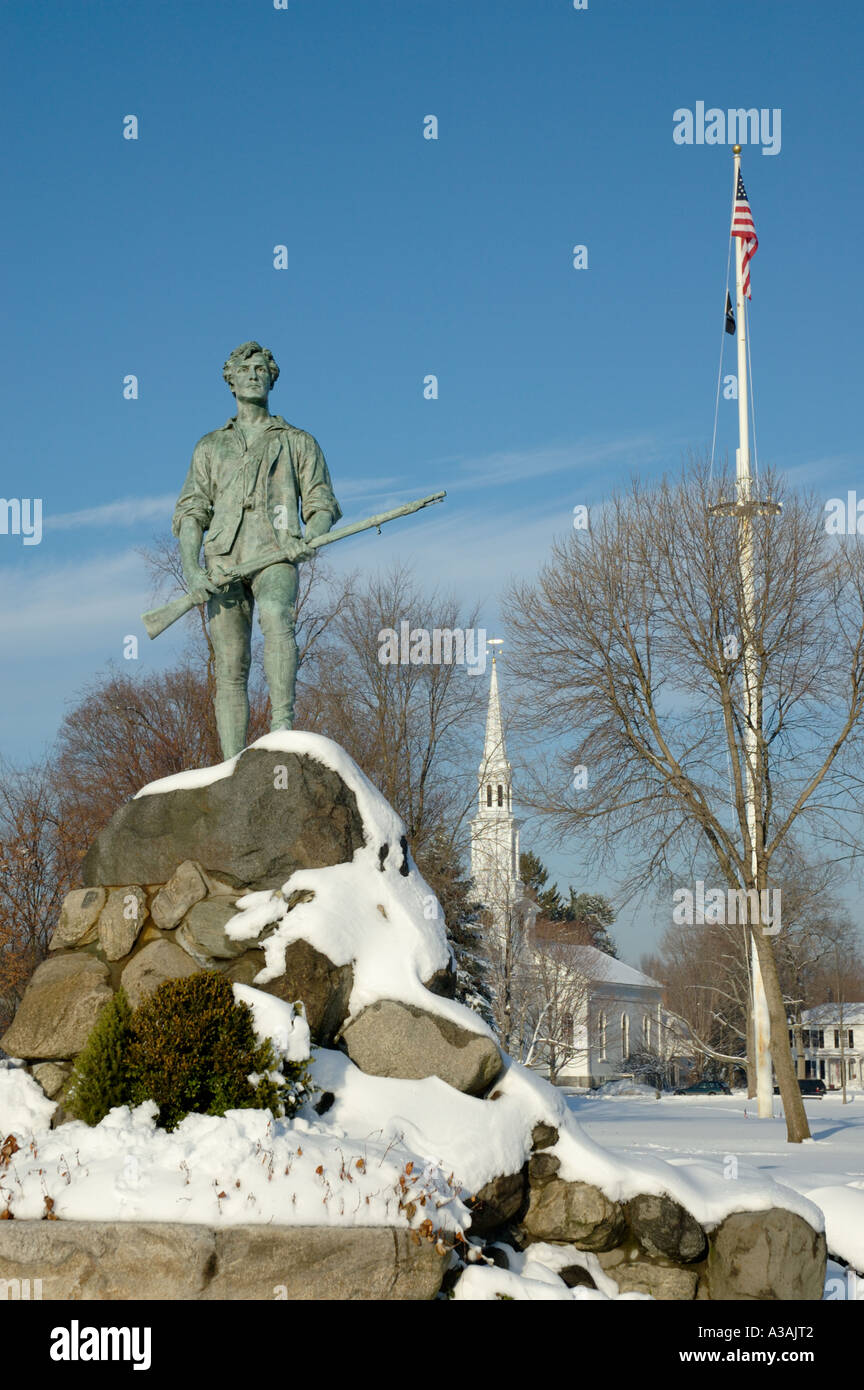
[223,340,280,390]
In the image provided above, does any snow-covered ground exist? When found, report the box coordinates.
[567,1089,864,1287]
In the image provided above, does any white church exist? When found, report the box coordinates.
[470,652,671,1088]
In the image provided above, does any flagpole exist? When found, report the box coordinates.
[732,144,773,1119]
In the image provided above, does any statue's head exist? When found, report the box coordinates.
[223,341,280,402]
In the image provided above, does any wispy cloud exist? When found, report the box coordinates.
[0,549,152,642]
[45,496,176,531]
[437,435,660,492]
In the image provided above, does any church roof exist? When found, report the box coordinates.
[802,1003,864,1027]
[479,655,510,772]
[541,941,664,990]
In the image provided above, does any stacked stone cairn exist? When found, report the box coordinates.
[0,741,827,1301]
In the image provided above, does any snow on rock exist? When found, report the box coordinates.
[312,1049,823,1233]
[6,734,825,1249]
[311,1050,538,1193]
[0,1060,57,1134]
[159,732,494,1037]
[452,1252,649,1301]
[232,984,310,1064]
[0,1100,469,1233]
[552,1119,824,1232]
[804,1186,864,1273]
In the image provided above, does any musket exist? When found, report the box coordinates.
[141,490,446,640]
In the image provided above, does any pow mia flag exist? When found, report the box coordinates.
[725,291,736,335]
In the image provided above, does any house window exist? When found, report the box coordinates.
[486,785,492,807]
[497,784,503,806]
[622,1013,630,1060]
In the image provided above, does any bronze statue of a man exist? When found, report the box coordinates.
[172,341,341,759]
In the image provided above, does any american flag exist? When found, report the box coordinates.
[731,169,758,299]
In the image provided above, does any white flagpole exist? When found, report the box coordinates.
[732,144,773,1118]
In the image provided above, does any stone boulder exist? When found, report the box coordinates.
[150,860,208,931]
[341,999,502,1096]
[257,938,353,1046]
[559,1265,598,1290]
[707,1208,827,1301]
[0,1221,447,1301]
[610,1261,699,1300]
[120,940,202,1010]
[522,1178,628,1252]
[81,748,367,891]
[0,956,113,1061]
[467,1170,527,1235]
[208,1225,447,1301]
[48,887,107,952]
[528,1152,561,1183]
[176,900,245,963]
[627,1192,708,1263]
[531,1123,559,1151]
[98,887,148,961]
[423,959,457,999]
[31,1062,72,1100]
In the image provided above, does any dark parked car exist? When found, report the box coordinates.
[674,1079,732,1096]
[773,1078,826,1098]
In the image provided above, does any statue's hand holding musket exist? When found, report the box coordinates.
[178,517,221,604]
[184,564,221,605]
[143,492,446,641]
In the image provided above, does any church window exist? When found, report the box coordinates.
[598,1012,606,1059]
[497,784,503,806]
[622,1013,630,1060]
[486,785,492,807]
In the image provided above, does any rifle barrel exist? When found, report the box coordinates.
[308,490,446,549]
[141,489,446,638]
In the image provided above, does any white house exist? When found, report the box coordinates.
[791,1004,864,1089]
[548,943,669,1088]
[469,658,676,1088]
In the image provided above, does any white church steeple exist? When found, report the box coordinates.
[470,648,527,934]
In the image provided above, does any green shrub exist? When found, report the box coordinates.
[66,989,134,1125]
[68,971,312,1132]
[126,971,290,1130]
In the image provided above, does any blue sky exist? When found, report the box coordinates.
[2,0,862,956]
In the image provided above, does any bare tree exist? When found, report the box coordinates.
[299,564,486,858]
[506,460,864,1142]
[522,938,593,1083]
[0,762,74,1034]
